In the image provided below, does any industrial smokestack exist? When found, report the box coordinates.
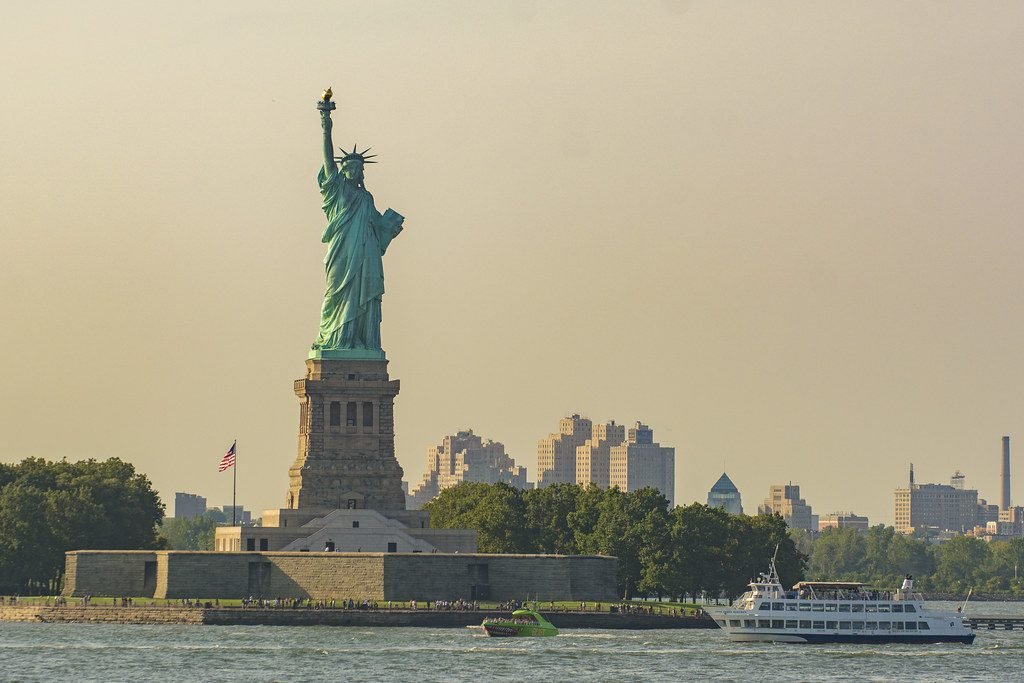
[1002,436,1011,510]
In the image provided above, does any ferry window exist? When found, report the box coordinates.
[799,620,811,629]
[878,622,891,630]
[812,621,825,630]
[772,603,784,611]
[838,604,851,613]
[812,604,825,612]
[865,604,877,613]
[744,620,756,628]
[839,621,851,630]
[758,603,770,611]
[852,621,864,630]
[865,621,878,630]
[758,620,771,629]
[893,622,904,631]
[826,621,838,629]
[772,620,784,629]
[729,620,742,627]
[904,605,916,613]
[786,603,797,611]
[852,604,864,613]
[878,604,890,612]
[891,604,903,613]
[918,622,930,630]
[825,604,837,612]
[905,622,917,631]
[798,603,811,612]
[785,620,798,628]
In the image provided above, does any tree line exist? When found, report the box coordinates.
[423,482,807,600]
[795,525,1024,595]
[0,458,164,594]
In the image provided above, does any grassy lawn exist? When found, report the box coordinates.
[5,596,701,614]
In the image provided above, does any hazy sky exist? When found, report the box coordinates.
[2,2,1023,526]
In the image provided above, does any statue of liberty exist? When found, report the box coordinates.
[311,88,405,359]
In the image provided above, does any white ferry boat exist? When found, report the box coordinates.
[710,557,975,644]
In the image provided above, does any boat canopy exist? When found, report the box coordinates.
[792,581,864,590]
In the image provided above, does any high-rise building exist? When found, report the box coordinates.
[818,512,869,531]
[174,492,206,519]
[758,483,816,531]
[608,423,675,506]
[407,429,530,509]
[220,505,251,525]
[894,466,979,534]
[536,414,593,487]
[576,421,626,489]
[706,473,743,515]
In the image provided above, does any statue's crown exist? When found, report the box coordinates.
[335,144,377,164]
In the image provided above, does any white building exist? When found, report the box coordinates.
[609,423,675,506]
[408,429,530,509]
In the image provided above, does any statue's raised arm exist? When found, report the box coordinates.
[318,87,336,174]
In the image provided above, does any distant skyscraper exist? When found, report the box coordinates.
[608,422,675,506]
[174,492,206,519]
[408,429,530,509]
[818,512,869,531]
[536,414,593,487]
[894,467,979,534]
[706,473,743,515]
[220,505,251,525]
[576,421,626,489]
[758,483,816,531]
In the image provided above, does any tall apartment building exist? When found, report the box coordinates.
[174,492,206,519]
[536,414,593,487]
[608,423,675,506]
[758,483,817,531]
[576,420,626,489]
[894,466,979,534]
[408,429,530,509]
[706,472,743,515]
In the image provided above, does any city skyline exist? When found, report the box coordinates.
[2,3,1024,526]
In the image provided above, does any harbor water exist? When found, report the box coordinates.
[1,602,1021,682]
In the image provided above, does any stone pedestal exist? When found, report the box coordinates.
[287,358,406,511]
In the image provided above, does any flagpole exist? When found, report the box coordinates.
[232,438,237,526]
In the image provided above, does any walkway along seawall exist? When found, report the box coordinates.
[0,605,714,629]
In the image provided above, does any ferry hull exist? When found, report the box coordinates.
[725,631,975,645]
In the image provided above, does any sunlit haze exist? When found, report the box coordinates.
[2,1,1023,525]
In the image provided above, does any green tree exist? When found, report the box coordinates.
[809,527,866,580]
[666,503,733,601]
[424,482,530,553]
[159,512,220,550]
[933,535,991,593]
[572,487,670,599]
[522,483,583,554]
[725,514,807,598]
[0,458,164,593]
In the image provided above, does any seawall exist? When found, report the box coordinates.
[0,606,714,629]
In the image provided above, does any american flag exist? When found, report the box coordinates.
[218,441,236,472]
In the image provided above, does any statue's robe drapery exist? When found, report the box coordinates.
[313,164,403,351]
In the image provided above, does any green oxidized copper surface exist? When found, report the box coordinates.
[310,89,404,360]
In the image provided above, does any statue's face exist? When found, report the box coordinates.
[342,161,364,182]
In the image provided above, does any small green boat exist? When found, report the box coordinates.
[481,608,559,637]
